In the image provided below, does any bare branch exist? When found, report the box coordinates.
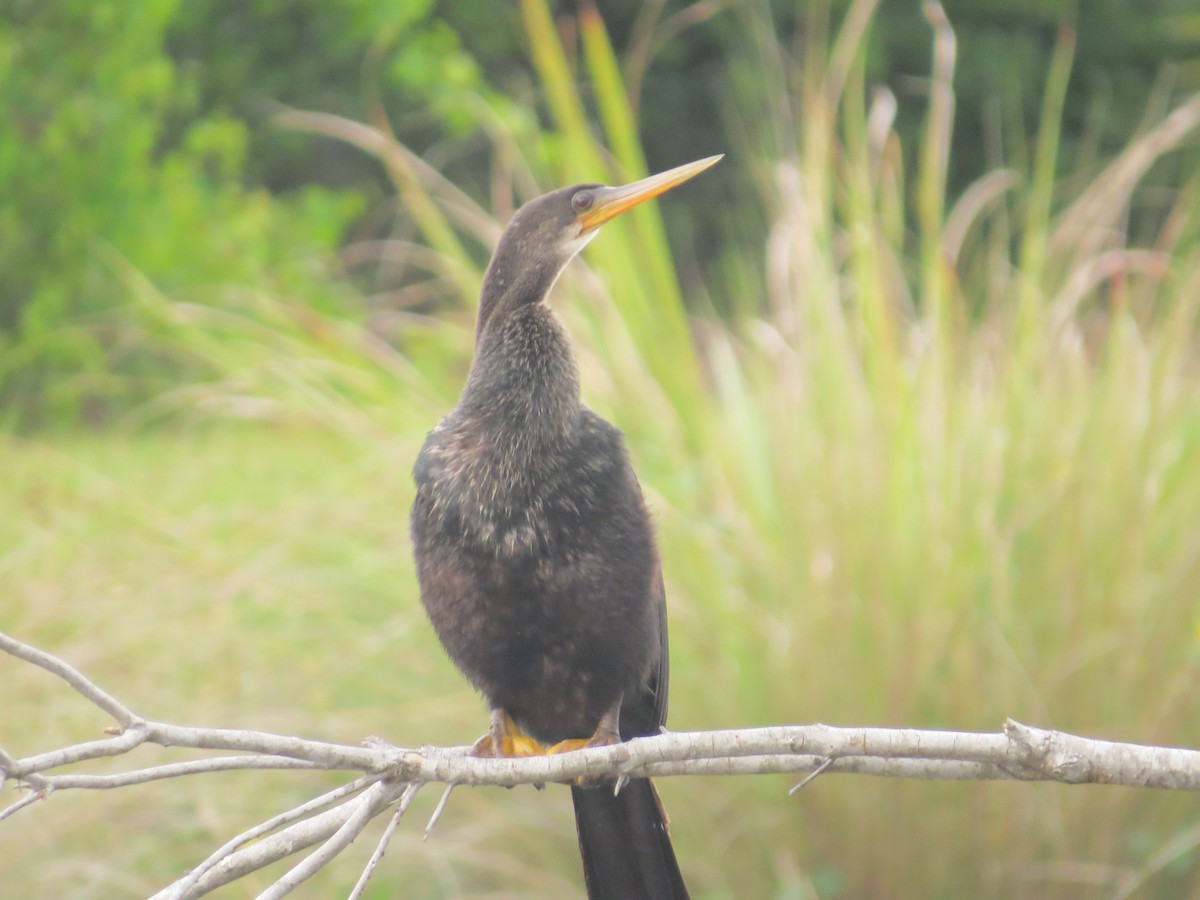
[0,631,139,727]
[9,726,149,778]
[1003,719,1200,791]
[348,783,421,900]
[376,724,1200,791]
[6,631,1200,899]
[0,746,45,792]
[156,773,385,900]
[0,789,45,823]
[40,755,321,790]
[183,781,412,897]
[424,784,456,840]
[645,752,998,781]
[140,721,380,769]
[260,781,398,899]
[789,755,837,794]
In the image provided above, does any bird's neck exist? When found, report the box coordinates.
[459,245,581,447]
[476,233,566,340]
[459,301,581,448]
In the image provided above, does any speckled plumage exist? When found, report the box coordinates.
[411,179,688,900]
[411,186,665,745]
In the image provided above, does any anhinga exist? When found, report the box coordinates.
[411,154,720,899]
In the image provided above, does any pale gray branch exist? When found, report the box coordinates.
[1004,719,1200,791]
[260,780,398,900]
[424,784,456,839]
[348,783,421,900]
[40,755,320,790]
[0,788,45,823]
[156,773,385,900]
[181,781,412,897]
[12,725,148,777]
[0,631,138,727]
[189,802,360,895]
[372,724,1200,790]
[0,747,44,792]
[6,717,376,783]
[143,721,380,769]
[6,630,1200,900]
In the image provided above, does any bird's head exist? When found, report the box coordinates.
[507,154,724,263]
[477,154,722,339]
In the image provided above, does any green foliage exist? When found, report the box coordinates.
[168,0,436,111]
[167,0,499,193]
[0,1,362,425]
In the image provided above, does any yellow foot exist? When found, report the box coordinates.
[547,726,621,786]
[472,709,545,759]
[546,737,589,755]
[546,734,618,754]
[547,708,621,755]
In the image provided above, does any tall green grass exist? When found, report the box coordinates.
[6,0,1200,896]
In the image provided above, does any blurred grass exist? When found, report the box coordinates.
[6,0,1200,897]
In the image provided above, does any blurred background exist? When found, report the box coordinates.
[3,0,1200,896]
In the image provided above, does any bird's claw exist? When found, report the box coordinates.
[472,709,545,759]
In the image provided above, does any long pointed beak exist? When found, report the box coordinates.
[577,154,723,234]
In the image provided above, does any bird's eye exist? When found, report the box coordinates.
[571,191,594,212]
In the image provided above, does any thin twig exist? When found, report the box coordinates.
[347,783,421,900]
[10,726,149,777]
[156,773,384,900]
[175,787,405,897]
[423,784,455,841]
[0,789,46,823]
[789,755,837,794]
[0,631,139,727]
[259,781,393,900]
[38,756,319,791]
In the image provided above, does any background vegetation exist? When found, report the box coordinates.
[4,0,1200,896]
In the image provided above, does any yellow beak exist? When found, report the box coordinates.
[576,154,724,234]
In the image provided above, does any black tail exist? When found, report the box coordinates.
[571,777,688,899]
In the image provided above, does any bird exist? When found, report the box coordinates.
[410,154,720,899]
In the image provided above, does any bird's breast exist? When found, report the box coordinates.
[413,421,595,560]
